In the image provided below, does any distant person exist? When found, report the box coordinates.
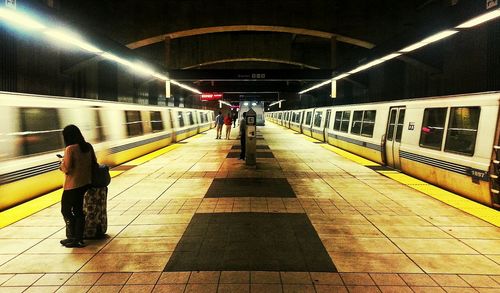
[239,112,247,160]
[224,113,232,139]
[59,125,96,248]
[232,111,238,128]
[215,111,224,139]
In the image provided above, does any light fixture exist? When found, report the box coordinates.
[45,29,102,53]
[170,80,202,94]
[219,100,232,107]
[244,102,249,106]
[129,62,156,76]
[269,100,285,107]
[399,30,458,52]
[0,8,46,30]
[333,73,350,80]
[456,9,500,28]
[299,79,332,95]
[101,52,132,67]
[252,102,257,106]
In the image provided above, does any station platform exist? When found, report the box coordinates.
[0,123,499,293]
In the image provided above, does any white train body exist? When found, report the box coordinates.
[0,92,214,211]
[267,92,500,208]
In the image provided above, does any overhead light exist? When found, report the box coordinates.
[0,8,46,30]
[299,79,332,94]
[219,100,231,106]
[130,62,156,76]
[153,73,168,80]
[399,30,457,52]
[269,100,285,107]
[333,73,350,80]
[252,102,257,106]
[456,9,500,28]
[381,53,402,61]
[170,79,202,94]
[244,102,249,106]
[101,52,132,67]
[45,29,102,53]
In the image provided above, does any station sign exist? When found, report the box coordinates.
[200,93,223,101]
[5,0,16,9]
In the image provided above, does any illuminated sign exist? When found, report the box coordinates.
[200,93,223,101]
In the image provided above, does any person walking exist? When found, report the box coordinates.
[239,112,247,160]
[215,111,224,139]
[59,125,96,248]
[232,111,238,128]
[224,113,232,139]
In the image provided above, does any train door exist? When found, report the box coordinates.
[323,109,332,141]
[385,107,406,169]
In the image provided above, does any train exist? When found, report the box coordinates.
[266,91,500,209]
[0,91,215,211]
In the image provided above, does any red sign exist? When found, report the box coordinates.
[200,93,223,101]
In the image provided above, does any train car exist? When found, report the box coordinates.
[301,109,314,137]
[0,91,214,211]
[289,110,303,133]
[197,110,212,133]
[268,92,500,208]
[311,107,333,142]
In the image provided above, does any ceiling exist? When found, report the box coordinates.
[52,0,483,102]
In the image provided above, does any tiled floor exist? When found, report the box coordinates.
[0,123,499,293]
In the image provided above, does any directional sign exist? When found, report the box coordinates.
[5,0,16,9]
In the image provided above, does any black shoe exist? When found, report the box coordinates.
[60,238,72,246]
[64,240,86,248]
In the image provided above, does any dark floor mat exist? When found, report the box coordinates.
[226,152,275,158]
[231,145,270,150]
[164,213,336,272]
[205,178,295,198]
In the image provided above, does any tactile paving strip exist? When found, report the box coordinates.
[164,213,337,272]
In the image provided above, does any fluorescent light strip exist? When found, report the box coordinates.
[400,30,457,52]
[45,29,102,53]
[170,80,202,94]
[101,52,132,67]
[456,9,500,28]
[299,79,332,94]
[333,73,350,80]
[219,100,232,106]
[269,99,285,107]
[0,8,46,30]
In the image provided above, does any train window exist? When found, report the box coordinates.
[395,109,405,142]
[325,110,332,129]
[419,108,447,150]
[20,107,63,156]
[444,107,480,156]
[361,110,376,137]
[305,112,312,125]
[351,111,363,135]
[333,111,342,131]
[91,107,105,143]
[387,109,397,141]
[313,111,323,127]
[150,111,164,132]
[340,111,351,133]
[187,112,195,125]
[125,111,143,137]
[178,113,185,127]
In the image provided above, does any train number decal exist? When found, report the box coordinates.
[408,122,415,131]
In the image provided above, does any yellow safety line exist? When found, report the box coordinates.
[285,123,500,227]
[0,140,192,228]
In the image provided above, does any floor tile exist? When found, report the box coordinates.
[205,178,295,197]
[408,254,500,274]
[330,253,422,273]
[0,254,93,273]
[126,272,161,285]
[80,253,171,272]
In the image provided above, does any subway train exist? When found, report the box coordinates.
[266,91,500,209]
[0,91,215,211]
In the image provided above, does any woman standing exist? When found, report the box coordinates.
[59,125,96,248]
[224,113,232,139]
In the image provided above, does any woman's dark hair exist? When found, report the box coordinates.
[62,124,91,153]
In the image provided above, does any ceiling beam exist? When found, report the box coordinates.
[126,25,375,50]
[182,58,320,70]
